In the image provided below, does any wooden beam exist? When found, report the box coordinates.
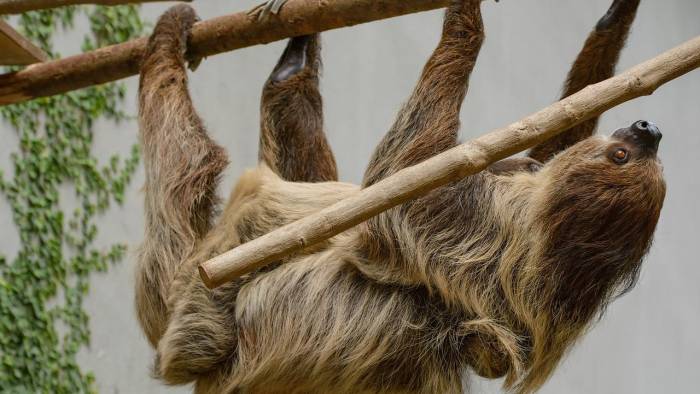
[0,20,47,65]
[198,35,700,289]
[0,0,186,15]
[0,0,451,106]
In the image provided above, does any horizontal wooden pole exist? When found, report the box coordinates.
[199,35,700,289]
[0,0,450,105]
[0,0,184,15]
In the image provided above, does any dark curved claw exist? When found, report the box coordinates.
[248,0,289,21]
[270,34,318,83]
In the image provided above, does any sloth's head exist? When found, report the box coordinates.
[505,122,668,392]
[533,120,666,321]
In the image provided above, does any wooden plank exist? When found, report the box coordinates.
[0,19,47,65]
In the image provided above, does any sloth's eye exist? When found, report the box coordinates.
[612,148,629,164]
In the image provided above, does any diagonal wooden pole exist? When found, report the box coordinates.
[0,0,451,105]
[0,0,185,15]
[198,35,700,289]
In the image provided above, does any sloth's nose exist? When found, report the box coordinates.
[630,120,662,152]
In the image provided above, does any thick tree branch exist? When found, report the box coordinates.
[0,0,185,15]
[199,35,700,289]
[0,0,450,105]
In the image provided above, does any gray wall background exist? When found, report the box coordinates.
[1,0,699,393]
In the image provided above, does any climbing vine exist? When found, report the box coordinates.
[0,5,144,393]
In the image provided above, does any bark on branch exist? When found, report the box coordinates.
[198,35,700,289]
[0,0,451,105]
[0,0,185,15]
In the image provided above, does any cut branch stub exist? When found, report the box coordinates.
[198,35,700,289]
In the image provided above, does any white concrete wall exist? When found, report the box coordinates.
[2,0,699,393]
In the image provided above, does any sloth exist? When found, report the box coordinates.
[135,0,664,393]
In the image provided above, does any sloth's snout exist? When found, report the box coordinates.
[631,120,662,151]
[612,120,662,154]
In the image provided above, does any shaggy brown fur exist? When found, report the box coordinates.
[135,1,664,393]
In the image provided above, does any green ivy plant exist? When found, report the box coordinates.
[0,5,144,393]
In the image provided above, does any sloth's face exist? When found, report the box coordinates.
[544,120,666,199]
[606,120,662,165]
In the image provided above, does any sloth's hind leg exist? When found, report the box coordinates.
[259,34,338,182]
